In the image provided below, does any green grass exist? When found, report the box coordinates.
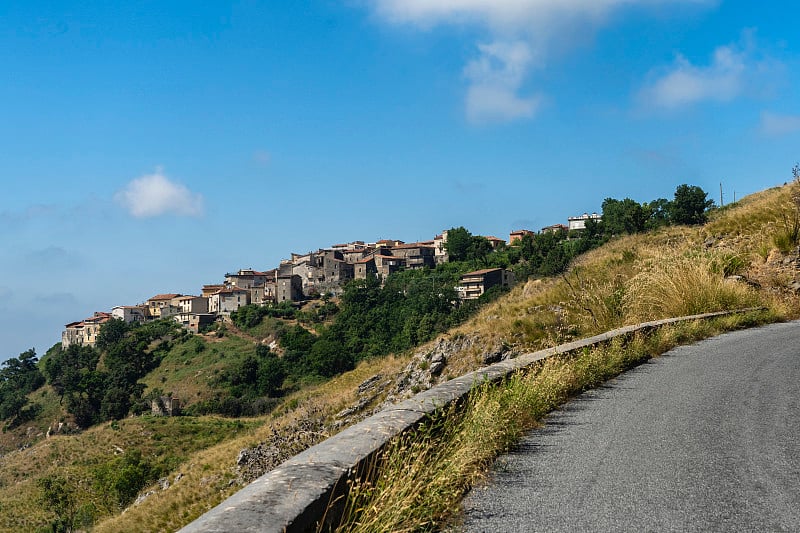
[0,414,260,531]
[139,332,259,402]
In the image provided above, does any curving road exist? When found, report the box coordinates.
[460,321,800,532]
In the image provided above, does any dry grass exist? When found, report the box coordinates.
[326,183,800,532]
[4,183,799,532]
[331,315,771,533]
[623,249,760,321]
[90,354,409,533]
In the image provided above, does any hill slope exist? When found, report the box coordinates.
[2,182,798,532]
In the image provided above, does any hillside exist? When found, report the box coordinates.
[1,182,799,532]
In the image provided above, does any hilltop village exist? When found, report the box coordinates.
[62,214,600,349]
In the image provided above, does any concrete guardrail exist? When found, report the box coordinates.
[179,308,765,533]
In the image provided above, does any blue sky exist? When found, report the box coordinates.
[2,1,799,358]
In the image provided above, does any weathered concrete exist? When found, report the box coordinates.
[179,308,765,533]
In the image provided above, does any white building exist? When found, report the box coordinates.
[567,212,601,231]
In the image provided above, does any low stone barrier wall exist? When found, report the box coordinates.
[180,308,764,533]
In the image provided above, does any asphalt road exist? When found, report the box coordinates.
[460,321,800,532]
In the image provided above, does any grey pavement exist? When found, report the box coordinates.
[460,321,800,533]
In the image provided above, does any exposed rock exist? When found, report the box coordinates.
[725,275,761,289]
[481,341,511,365]
[379,334,481,407]
[133,489,158,507]
[429,359,445,376]
[357,374,383,396]
[704,237,716,248]
[234,407,330,484]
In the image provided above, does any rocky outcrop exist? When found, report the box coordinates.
[379,334,512,409]
[234,407,330,484]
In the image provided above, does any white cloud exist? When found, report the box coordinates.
[639,43,748,109]
[115,169,204,218]
[759,111,800,136]
[368,0,714,123]
[370,0,712,31]
[464,41,541,123]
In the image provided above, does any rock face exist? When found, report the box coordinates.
[234,408,330,484]
[379,334,511,408]
[231,332,514,488]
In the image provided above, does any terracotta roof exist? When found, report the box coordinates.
[149,293,182,301]
[213,287,249,295]
[461,267,503,277]
[394,243,434,250]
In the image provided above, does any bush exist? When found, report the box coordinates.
[92,450,157,511]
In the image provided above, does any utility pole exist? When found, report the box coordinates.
[720,182,724,207]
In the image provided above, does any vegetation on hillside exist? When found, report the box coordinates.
[2,178,794,532]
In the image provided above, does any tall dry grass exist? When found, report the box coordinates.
[623,249,760,321]
[20,184,795,532]
[330,315,770,532]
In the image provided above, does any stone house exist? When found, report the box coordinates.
[374,254,404,278]
[177,295,208,315]
[208,287,250,315]
[151,396,181,416]
[61,312,112,348]
[111,305,147,324]
[323,258,354,285]
[509,229,535,244]
[391,243,436,269]
[202,284,226,298]
[341,246,370,264]
[177,312,216,333]
[456,268,515,300]
[224,269,271,289]
[277,274,303,302]
[540,224,568,234]
[354,257,378,280]
[146,293,183,319]
[434,231,449,264]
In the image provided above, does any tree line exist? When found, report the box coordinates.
[0,184,714,423]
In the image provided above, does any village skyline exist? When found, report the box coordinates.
[3,1,798,357]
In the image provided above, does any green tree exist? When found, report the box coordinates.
[0,348,45,426]
[92,449,155,511]
[670,184,714,225]
[95,318,130,351]
[645,198,672,229]
[38,475,78,532]
[257,354,286,396]
[601,197,648,235]
[444,226,473,262]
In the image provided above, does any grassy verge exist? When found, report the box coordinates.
[329,310,775,532]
